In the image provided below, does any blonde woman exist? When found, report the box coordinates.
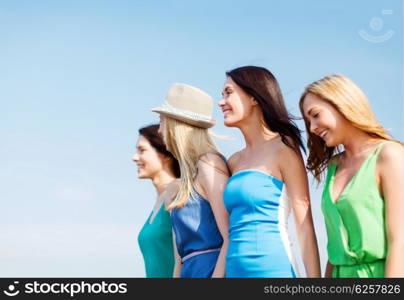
[300,74,404,278]
[151,83,230,278]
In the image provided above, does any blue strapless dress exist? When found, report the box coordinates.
[224,170,298,278]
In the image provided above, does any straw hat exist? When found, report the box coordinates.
[151,83,216,128]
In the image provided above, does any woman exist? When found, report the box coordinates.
[300,74,404,278]
[152,83,230,278]
[219,66,321,278]
[133,124,180,277]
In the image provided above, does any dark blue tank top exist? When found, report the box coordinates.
[171,189,223,258]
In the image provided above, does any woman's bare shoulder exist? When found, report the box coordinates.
[163,179,180,208]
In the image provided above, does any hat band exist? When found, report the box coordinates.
[161,102,212,122]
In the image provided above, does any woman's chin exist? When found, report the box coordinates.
[223,117,237,127]
[137,171,149,179]
[324,138,337,147]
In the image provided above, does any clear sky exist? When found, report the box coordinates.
[1,0,402,277]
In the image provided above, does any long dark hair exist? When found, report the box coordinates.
[226,66,305,153]
[138,124,181,178]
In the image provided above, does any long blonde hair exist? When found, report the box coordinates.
[299,74,402,182]
[163,117,220,210]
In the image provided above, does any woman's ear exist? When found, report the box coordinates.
[251,97,258,106]
[161,154,173,164]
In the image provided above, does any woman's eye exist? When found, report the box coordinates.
[313,113,319,118]
[223,90,232,96]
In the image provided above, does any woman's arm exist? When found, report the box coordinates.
[280,144,321,277]
[379,143,404,277]
[324,260,334,278]
[172,230,182,278]
[196,153,230,278]
[162,180,182,278]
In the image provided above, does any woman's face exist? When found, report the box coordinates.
[302,93,347,147]
[218,76,256,127]
[132,135,164,179]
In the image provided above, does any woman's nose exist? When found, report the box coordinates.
[309,121,317,134]
[218,98,225,106]
[132,153,139,162]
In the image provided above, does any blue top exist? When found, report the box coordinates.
[171,189,223,259]
[224,170,297,277]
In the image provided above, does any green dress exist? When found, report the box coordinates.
[138,203,175,277]
[322,141,389,278]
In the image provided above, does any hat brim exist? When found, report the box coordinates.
[151,107,215,129]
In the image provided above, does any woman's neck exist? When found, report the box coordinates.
[342,129,381,158]
[238,114,278,149]
[152,170,176,196]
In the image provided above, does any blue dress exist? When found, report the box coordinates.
[224,170,298,278]
[171,189,223,278]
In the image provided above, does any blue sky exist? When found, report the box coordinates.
[1,0,402,277]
